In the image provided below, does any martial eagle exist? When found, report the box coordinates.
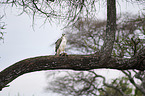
[55,34,67,55]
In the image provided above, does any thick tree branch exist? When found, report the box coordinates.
[0,49,145,91]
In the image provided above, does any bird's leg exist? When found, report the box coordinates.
[61,50,67,56]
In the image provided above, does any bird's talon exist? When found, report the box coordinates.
[60,53,68,56]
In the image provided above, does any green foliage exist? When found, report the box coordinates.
[47,70,144,96]
[99,77,133,96]
[111,14,145,58]
[134,88,143,96]
[64,14,145,56]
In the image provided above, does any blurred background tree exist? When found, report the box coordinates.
[45,13,145,95]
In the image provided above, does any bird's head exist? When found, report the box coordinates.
[62,34,66,38]
[62,34,65,36]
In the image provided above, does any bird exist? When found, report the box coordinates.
[55,34,67,55]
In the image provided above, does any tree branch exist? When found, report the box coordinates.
[121,70,145,94]
[89,71,127,96]
[0,50,145,91]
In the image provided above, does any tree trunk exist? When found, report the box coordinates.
[100,0,116,63]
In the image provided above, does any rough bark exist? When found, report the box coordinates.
[99,0,116,65]
[100,0,116,56]
[0,48,145,91]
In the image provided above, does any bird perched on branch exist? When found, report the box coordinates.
[55,34,67,56]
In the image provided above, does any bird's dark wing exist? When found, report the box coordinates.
[55,38,62,52]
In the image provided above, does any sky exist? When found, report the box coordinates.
[0,0,144,96]
[0,6,63,96]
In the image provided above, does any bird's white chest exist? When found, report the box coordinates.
[59,37,67,50]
